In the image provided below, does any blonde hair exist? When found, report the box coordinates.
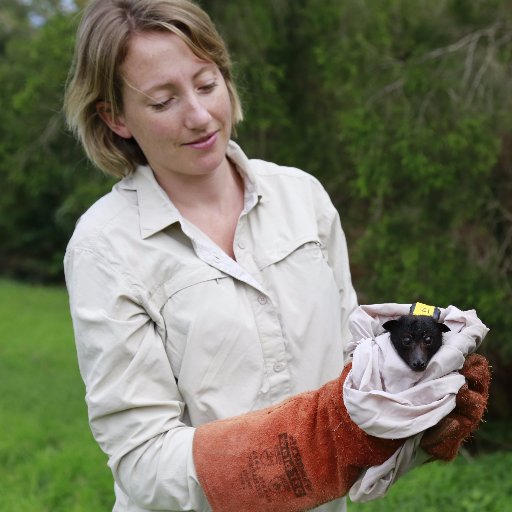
[64,0,243,178]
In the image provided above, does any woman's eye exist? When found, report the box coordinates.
[199,81,218,93]
[150,98,174,111]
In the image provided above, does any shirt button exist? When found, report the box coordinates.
[273,362,285,372]
[237,240,246,249]
[257,295,267,305]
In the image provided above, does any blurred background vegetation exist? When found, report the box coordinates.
[1,0,511,450]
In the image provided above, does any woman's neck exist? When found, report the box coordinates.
[152,157,245,258]
[154,157,242,212]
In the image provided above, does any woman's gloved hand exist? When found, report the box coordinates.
[193,363,403,512]
[420,353,491,461]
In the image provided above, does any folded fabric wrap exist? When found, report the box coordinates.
[343,303,489,502]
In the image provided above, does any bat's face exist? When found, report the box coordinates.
[383,315,450,372]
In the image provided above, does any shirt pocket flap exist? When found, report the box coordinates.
[152,266,228,311]
[254,236,323,269]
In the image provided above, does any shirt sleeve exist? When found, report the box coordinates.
[64,246,209,511]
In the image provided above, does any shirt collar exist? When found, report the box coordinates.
[117,140,263,240]
[226,140,263,212]
[117,165,181,239]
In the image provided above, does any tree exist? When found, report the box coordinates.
[205,1,512,415]
[1,0,512,403]
[0,8,113,281]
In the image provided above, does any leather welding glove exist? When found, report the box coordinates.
[420,353,491,461]
[193,363,401,512]
[193,354,490,512]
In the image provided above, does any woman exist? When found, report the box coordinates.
[64,1,489,511]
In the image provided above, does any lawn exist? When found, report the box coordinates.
[0,279,510,511]
[0,280,112,511]
[348,451,512,512]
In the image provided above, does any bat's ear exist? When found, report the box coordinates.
[438,323,451,333]
[383,320,398,332]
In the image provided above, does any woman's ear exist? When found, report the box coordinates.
[96,102,132,139]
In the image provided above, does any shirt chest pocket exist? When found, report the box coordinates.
[156,267,225,375]
[255,237,340,344]
[158,266,261,380]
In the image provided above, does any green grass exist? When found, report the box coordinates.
[0,280,112,511]
[348,452,512,512]
[1,279,511,511]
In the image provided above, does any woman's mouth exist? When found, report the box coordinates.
[184,132,218,150]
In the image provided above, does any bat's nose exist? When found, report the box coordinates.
[411,359,427,371]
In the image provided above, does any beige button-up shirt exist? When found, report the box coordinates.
[65,141,358,512]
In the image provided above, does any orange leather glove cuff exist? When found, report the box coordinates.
[420,353,491,461]
[193,364,402,512]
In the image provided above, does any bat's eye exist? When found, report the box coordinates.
[424,336,432,345]
[402,336,412,346]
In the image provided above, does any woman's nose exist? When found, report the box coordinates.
[183,94,212,130]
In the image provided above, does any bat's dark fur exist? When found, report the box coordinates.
[383,315,450,372]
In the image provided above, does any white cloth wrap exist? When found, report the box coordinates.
[344,303,489,502]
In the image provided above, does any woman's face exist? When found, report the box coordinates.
[102,31,233,181]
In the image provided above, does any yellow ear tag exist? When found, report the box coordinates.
[409,302,441,320]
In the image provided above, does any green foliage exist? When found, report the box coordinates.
[324,2,512,364]
[206,0,512,368]
[0,9,113,282]
[1,1,511,378]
